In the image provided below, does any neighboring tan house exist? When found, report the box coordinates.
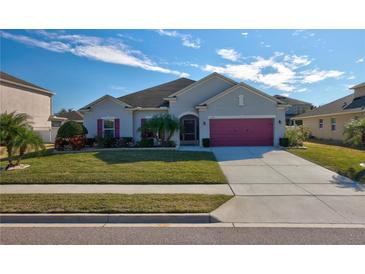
[80,72,289,147]
[273,95,313,125]
[293,82,365,141]
[0,71,55,142]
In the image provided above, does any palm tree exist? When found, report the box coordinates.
[13,127,45,166]
[139,114,180,145]
[0,111,31,167]
[344,118,365,147]
[162,114,180,143]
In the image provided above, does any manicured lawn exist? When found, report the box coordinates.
[0,150,227,184]
[0,194,232,213]
[288,142,365,183]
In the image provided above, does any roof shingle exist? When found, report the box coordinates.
[0,71,52,93]
[294,94,365,118]
[118,78,195,108]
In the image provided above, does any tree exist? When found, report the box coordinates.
[13,127,45,165]
[0,111,45,169]
[344,118,365,147]
[0,112,31,167]
[139,114,180,145]
[56,121,84,138]
[56,108,74,116]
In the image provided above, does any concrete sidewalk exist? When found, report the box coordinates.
[0,184,233,195]
[211,146,365,224]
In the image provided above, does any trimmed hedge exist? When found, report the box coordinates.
[57,121,85,138]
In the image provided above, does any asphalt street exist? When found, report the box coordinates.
[1,226,365,244]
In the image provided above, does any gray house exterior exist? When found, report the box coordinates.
[80,73,288,147]
[273,95,313,125]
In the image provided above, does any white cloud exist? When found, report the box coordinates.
[241,32,248,37]
[280,93,290,97]
[301,69,344,83]
[347,75,356,80]
[157,29,201,49]
[0,30,188,77]
[356,58,364,63]
[202,52,344,92]
[216,48,241,62]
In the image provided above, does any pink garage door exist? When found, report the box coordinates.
[210,118,274,146]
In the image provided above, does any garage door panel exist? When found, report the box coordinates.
[210,118,273,146]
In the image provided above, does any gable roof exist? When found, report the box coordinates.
[118,78,195,108]
[58,111,84,121]
[196,83,287,108]
[166,72,237,98]
[79,95,132,111]
[0,71,54,95]
[273,95,313,106]
[294,94,365,119]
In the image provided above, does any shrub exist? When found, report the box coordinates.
[85,138,95,147]
[344,118,365,147]
[202,138,210,147]
[279,137,289,147]
[138,138,154,147]
[57,121,84,138]
[122,137,134,146]
[284,126,311,147]
[69,135,85,150]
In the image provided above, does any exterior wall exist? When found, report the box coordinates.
[83,98,133,138]
[0,83,53,142]
[302,112,365,141]
[198,86,286,146]
[133,109,168,141]
[168,76,234,145]
[354,86,365,99]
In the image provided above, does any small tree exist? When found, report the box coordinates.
[344,118,365,147]
[139,114,180,145]
[284,126,311,147]
[0,111,45,169]
[0,112,31,168]
[14,127,45,165]
[57,121,84,138]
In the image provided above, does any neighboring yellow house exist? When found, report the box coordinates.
[293,82,365,141]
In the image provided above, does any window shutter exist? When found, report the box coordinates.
[97,119,103,137]
[115,118,120,138]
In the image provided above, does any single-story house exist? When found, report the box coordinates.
[293,82,365,141]
[273,95,313,125]
[0,71,55,142]
[79,73,289,147]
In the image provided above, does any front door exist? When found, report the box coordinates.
[180,115,199,145]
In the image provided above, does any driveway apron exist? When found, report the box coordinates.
[211,147,365,224]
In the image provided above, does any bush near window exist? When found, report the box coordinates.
[284,126,311,147]
[137,138,154,147]
[344,118,365,147]
[95,137,134,148]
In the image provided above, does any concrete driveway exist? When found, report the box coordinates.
[211,147,365,224]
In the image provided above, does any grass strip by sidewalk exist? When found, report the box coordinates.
[0,194,232,214]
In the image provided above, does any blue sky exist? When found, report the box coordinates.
[1,29,364,113]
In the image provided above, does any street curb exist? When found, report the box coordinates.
[0,213,218,224]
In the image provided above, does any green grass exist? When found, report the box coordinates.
[0,150,227,184]
[0,194,232,213]
[288,141,365,183]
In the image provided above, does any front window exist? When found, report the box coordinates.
[51,121,62,127]
[331,118,336,131]
[319,119,324,129]
[103,119,115,138]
